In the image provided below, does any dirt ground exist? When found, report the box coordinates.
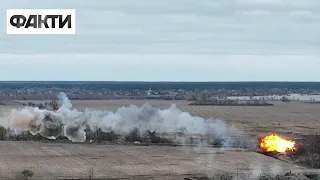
[0,141,315,179]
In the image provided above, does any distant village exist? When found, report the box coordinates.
[0,85,319,101]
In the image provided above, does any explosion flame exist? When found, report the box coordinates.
[259,133,295,153]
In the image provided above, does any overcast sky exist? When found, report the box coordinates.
[0,0,319,81]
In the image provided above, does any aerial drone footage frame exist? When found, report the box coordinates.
[1,0,320,180]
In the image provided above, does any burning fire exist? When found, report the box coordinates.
[259,133,296,153]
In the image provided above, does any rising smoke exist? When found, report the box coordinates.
[7,92,244,145]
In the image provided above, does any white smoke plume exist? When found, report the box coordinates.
[7,92,244,145]
[58,92,72,110]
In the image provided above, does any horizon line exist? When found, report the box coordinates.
[0,81,320,83]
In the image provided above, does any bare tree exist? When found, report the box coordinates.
[253,98,260,105]
[48,99,59,110]
[281,96,290,102]
[200,93,209,102]
[0,126,7,140]
[186,94,197,101]
[17,169,34,180]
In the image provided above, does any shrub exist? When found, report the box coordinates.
[17,169,34,180]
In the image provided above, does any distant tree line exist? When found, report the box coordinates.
[0,126,172,144]
[0,124,245,149]
[189,100,273,106]
[2,81,320,90]
[188,93,273,106]
[22,100,59,110]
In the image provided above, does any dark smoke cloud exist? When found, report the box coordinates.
[40,112,64,138]
[7,92,243,145]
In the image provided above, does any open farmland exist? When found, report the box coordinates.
[1,99,320,179]
[0,141,316,179]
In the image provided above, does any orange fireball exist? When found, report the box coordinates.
[259,133,295,153]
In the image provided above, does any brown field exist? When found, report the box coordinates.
[0,141,316,180]
[0,100,320,179]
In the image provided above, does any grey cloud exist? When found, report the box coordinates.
[0,0,319,55]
